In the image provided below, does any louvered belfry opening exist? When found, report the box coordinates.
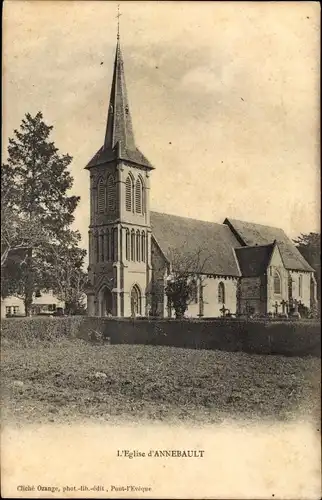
[125,176,133,211]
[107,175,116,211]
[135,178,143,213]
[97,179,106,213]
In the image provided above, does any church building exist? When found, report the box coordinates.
[85,36,317,318]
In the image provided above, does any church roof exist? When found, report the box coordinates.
[86,40,153,170]
[150,211,242,277]
[235,243,275,277]
[224,218,314,272]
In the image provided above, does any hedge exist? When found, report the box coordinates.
[0,316,83,346]
[1,316,320,357]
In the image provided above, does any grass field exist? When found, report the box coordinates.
[2,338,320,425]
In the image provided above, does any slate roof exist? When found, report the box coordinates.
[86,143,153,170]
[235,243,275,277]
[150,211,241,277]
[85,40,153,171]
[224,218,314,272]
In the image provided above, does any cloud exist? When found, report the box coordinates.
[180,65,224,94]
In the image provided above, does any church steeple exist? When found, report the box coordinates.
[86,29,154,170]
[104,39,136,151]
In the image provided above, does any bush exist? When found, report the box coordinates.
[0,316,83,347]
[76,317,321,357]
[1,316,320,357]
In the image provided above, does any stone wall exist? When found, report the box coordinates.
[151,240,168,317]
[195,277,238,318]
[239,276,266,314]
[267,245,289,313]
[289,270,311,308]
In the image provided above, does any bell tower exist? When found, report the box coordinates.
[85,27,154,317]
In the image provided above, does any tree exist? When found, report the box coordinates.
[40,232,88,315]
[294,232,321,308]
[165,249,210,318]
[1,112,82,315]
[1,165,48,269]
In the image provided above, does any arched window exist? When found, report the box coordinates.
[131,230,135,261]
[141,231,146,262]
[100,233,104,261]
[95,234,99,263]
[273,270,281,294]
[107,175,116,211]
[136,230,141,261]
[125,175,133,212]
[106,230,110,261]
[135,177,144,214]
[218,282,225,304]
[298,275,302,297]
[288,275,293,299]
[131,285,141,316]
[111,230,115,262]
[99,287,113,317]
[191,279,198,304]
[125,229,130,261]
[97,179,105,213]
[112,227,118,261]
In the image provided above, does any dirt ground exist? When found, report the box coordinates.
[1,339,321,426]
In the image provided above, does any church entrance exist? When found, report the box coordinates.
[99,287,113,317]
[130,285,141,317]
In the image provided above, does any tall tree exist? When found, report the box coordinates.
[40,231,88,315]
[294,232,321,309]
[1,164,48,268]
[1,112,82,315]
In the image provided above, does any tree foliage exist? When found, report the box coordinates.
[40,232,87,315]
[1,112,86,315]
[165,275,197,319]
[165,249,210,318]
[1,164,48,268]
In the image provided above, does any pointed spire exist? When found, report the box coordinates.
[103,38,136,151]
[85,8,154,171]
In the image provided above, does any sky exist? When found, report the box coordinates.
[2,1,320,253]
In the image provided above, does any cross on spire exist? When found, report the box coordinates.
[116,4,121,40]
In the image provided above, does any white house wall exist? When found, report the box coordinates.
[1,293,65,317]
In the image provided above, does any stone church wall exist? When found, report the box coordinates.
[288,270,311,309]
[151,240,168,317]
[266,246,289,313]
[239,277,265,315]
[121,225,151,317]
[122,262,148,317]
[187,276,238,318]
